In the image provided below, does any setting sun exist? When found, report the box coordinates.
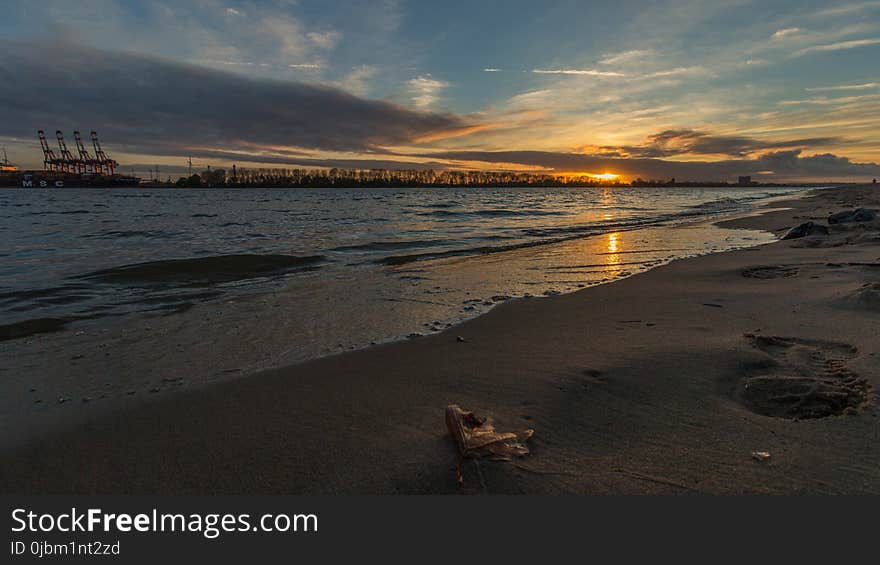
[589,173,620,181]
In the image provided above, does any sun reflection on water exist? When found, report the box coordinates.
[608,232,620,253]
[605,232,622,273]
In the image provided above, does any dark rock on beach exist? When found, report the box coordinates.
[781,221,829,240]
[828,208,877,224]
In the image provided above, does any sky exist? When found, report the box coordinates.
[1,0,879,181]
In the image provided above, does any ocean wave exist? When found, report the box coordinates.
[378,235,602,266]
[24,209,92,216]
[0,284,92,304]
[83,230,176,239]
[0,317,69,341]
[417,209,567,218]
[78,254,326,286]
[413,202,459,209]
[686,194,768,213]
[543,260,652,270]
[377,204,740,266]
[331,238,459,253]
[520,216,667,239]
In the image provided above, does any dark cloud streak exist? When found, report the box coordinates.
[0,38,468,154]
[418,149,880,181]
[592,129,844,158]
[131,149,454,172]
[2,38,876,181]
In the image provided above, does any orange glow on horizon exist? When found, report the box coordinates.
[589,172,620,181]
[563,172,623,182]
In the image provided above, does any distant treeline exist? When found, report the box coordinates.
[171,167,780,188]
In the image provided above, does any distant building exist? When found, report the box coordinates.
[738,175,752,185]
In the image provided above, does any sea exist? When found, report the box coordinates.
[0,185,811,361]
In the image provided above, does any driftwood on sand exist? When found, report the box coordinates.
[445,404,534,460]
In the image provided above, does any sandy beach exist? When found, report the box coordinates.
[3,184,879,494]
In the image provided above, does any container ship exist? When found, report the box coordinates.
[0,130,140,188]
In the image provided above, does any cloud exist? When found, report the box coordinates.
[532,69,625,77]
[643,66,707,78]
[204,59,326,72]
[793,37,880,57]
[26,3,337,78]
[772,27,802,39]
[414,149,880,181]
[306,31,342,49]
[0,38,474,156]
[407,75,449,109]
[527,65,704,83]
[483,68,502,72]
[339,65,378,96]
[814,1,880,17]
[598,49,653,65]
[807,82,878,91]
[779,93,880,105]
[130,148,454,172]
[588,129,842,158]
[507,89,555,108]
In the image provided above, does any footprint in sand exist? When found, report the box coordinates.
[738,334,871,419]
[741,265,799,279]
[838,282,880,311]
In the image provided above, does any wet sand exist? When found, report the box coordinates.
[3,184,879,494]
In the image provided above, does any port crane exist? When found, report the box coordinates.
[90,131,117,175]
[55,131,78,173]
[35,130,121,175]
[73,131,96,174]
[37,130,60,172]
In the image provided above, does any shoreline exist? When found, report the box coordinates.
[0,187,794,451]
[3,184,879,494]
[0,184,805,337]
